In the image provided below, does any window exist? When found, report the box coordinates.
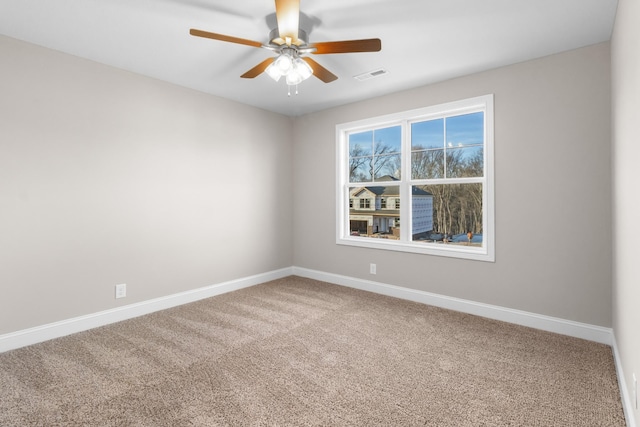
[336,95,494,261]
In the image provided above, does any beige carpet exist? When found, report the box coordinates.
[0,276,626,426]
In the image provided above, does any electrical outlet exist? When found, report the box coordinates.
[370,263,377,274]
[115,283,127,299]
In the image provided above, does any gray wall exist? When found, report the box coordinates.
[0,36,294,334]
[293,43,612,327]
[612,0,640,421]
[0,35,614,338]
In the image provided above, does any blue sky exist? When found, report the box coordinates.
[348,112,484,180]
[411,112,484,149]
[349,125,401,156]
[349,112,484,156]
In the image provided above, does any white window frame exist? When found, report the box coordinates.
[336,95,495,262]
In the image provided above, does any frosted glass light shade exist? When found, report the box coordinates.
[286,69,303,85]
[268,52,314,87]
[275,54,292,72]
[295,58,313,80]
[265,62,282,82]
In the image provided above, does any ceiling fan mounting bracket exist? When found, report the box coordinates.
[268,28,309,47]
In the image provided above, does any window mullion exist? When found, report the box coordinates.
[401,119,411,242]
[443,117,448,179]
[413,177,483,186]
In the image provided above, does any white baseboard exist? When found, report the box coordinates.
[1,266,614,349]
[1,266,630,423]
[0,267,293,353]
[612,335,638,427]
[292,266,613,345]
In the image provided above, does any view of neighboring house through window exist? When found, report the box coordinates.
[336,95,494,261]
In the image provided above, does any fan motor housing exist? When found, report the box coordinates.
[269,28,309,47]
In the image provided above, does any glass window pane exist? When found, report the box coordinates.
[349,186,401,239]
[374,126,402,154]
[446,146,483,178]
[412,183,483,246]
[349,130,373,183]
[374,153,401,180]
[350,159,372,182]
[411,119,444,150]
[411,186,434,237]
[349,131,373,156]
[411,149,444,179]
[445,112,484,149]
[372,126,401,180]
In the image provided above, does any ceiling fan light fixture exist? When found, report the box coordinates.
[267,50,313,88]
[286,70,303,86]
[265,63,282,82]
[294,57,313,80]
[275,52,293,73]
[285,61,311,86]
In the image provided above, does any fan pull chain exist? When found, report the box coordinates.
[287,85,300,97]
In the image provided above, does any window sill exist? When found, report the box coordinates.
[337,235,495,262]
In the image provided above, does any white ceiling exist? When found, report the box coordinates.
[0,0,618,116]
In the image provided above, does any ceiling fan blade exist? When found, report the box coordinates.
[311,38,382,54]
[302,57,338,83]
[241,58,275,78]
[275,0,300,43]
[189,29,262,48]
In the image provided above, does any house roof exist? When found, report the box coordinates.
[351,176,432,197]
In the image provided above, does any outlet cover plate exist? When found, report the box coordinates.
[115,283,127,299]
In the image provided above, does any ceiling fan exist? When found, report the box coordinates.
[189,0,381,91]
